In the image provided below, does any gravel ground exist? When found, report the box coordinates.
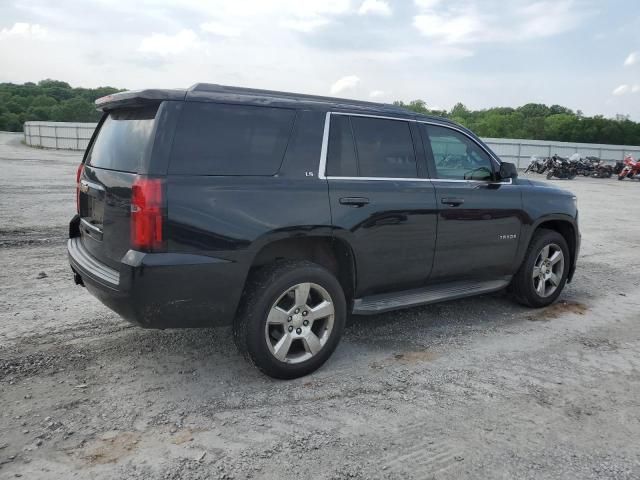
[1,131,639,480]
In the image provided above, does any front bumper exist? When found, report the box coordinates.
[68,236,245,329]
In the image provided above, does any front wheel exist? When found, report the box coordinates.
[233,260,346,379]
[511,229,570,308]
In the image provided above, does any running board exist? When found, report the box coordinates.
[352,277,511,315]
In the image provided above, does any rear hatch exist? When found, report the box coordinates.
[78,106,159,269]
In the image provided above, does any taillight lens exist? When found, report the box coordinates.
[131,177,166,252]
[76,162,84,213]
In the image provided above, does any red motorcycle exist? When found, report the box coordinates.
[618,155,640,181]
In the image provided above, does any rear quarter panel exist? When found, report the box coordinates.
[165,109,332,321]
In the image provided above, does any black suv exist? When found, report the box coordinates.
[68,84,580,379]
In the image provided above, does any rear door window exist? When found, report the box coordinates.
[326,115,358,177]
[87,106,158,173]
[325,114,417,178]
[169,102,296,176]
[350,116,417,178]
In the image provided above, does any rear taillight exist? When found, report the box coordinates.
[131,176,166,252]
[76,163,84,213]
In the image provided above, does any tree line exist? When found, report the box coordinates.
[1,80,639,146]
[0,79,121,131]
[394,100,640,146]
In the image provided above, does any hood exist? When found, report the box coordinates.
[524,178,575,197]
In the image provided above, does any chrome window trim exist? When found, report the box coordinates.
[318,111,505,182]
[318,112,331,180]
[325,176,432,182]
[330,111,415,123]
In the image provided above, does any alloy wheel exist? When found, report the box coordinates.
[264,282,335,364]
[532,243,565,298]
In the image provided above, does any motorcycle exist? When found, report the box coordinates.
[546,154,577,180]
[618,154,640,181]
[524,156,544,174]
[586,157,613,178]
[569,154,593,177]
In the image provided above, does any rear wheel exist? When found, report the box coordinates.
[511,229,570,308]
[233,260,346,379]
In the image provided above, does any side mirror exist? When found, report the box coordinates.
[499,162,518,180]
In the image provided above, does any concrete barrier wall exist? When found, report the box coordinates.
[23,122,96,150]
[23,121,640,169]
[483,138,640,168]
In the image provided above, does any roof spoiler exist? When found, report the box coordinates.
[95,89,186,111]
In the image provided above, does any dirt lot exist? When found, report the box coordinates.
[1,131,639,480]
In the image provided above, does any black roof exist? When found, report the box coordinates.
[95,83,453,125]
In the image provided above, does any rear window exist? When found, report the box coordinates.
[87,107,158,173]
[169,102,296,176]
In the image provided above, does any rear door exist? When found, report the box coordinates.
[421,123,524,281]
[78,105,159,269]
[324,113,438,296]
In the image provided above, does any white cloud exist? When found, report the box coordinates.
[632,85,640,93]
[200,21,241,37]
[330,75,360,94]
[414,0,442,8]
[138,29,198,55]
[624,51,639,67]
[413,0,589,45]
[369,89,385,98]
[358,0,391,16]
[281,17,330,33]
[613,84,630,96]
[518,1,583,39]
[0,22,47,40]
[413,13,483,44]
[281,0,351,32]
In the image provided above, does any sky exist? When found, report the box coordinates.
[1,0,639,119]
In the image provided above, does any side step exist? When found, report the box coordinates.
[352,277,511,315]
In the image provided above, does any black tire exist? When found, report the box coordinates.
[568,171,577,180]
[233,260,346,379]
[511,229,570,308]
[546,170,554,180]
[618,174,625,181]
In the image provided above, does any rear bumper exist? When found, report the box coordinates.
[68,236,245,328]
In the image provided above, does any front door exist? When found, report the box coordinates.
[421,123,524,282]
[324,113,438,296]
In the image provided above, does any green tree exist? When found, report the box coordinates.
[0,80,124,131]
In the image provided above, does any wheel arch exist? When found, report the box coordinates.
[523,215,579,282]
[247,235,357,302]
